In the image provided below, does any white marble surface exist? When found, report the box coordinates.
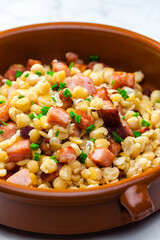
[0,0,160,239]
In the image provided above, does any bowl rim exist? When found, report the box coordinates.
[0,22,160,201]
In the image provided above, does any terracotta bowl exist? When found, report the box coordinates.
[0,22,160,234]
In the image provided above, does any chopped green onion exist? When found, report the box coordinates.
[15,70,23,78]
[25,73,29,78]
[89,138,95,143]
[0,100,5,104]
[132,112,140,117]
[33,153,41,161]
[51,83,58,90]
[64,89,72,98]
[89,55,99,62]
[112,131,124,143]
[111,80,115,86]
[141,119,150,127]
[79,151,88,164]
[0,130,4,134]
[47,71,54,76]
[69,111,75,119]
[133,131,141,137]
[37,113,43,119]
[1,121,7,126]
[121,116,125,120]
[35,71,42,77]
[86,124,96,133]
[28,113,36,120]
[69,62,74,70]
[50,156,58,163]
[76,115,81,124]
[85,98,91,102]
[155,100,160,103]
[59,82,67,89]
[117,87,129,100]
[41,106,50,115]
[6,80,12,86]
[30,143,39,150]
[31,102,34,105]
[52,96,57,103]
[18,95,24,99]
[55,130,59,137]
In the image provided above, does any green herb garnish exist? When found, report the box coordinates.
[25,73,29,78]
[89,138,95,143]
[86,124,96,133]
[0,130,4,134]
[47,71,54,76]
[59,82,67,89]
[69,111,75,119]
[132,112,140,117]
[35,71,42,77]
[33,152,41,161]
[1,121,7,126]
[69,62,74,70]
[133,131,141,137]
[55,130,59,137]
[155,100,160,103]
[117,87,129,100]
[41,106,50,115]
[64,89,72,98]
[52,96,57,103]
[89,55,99,62]
[85,98,91,102]
[51,83,58,90]
[0,101,5,104]
[112,131,124,143]
[18,95,24,99]
[30,143,39,150]
[28,113,36,120]
[141,119,150,127]
[76,115,81,124]
[121,116,125,120]
[37,113,43,119]
[111,80,115,86]
[15,70,23,78]
[79,151,88,164]
[6,80,12,87]
[50,156,58,163]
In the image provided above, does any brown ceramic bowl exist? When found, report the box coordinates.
[0,22,160,234]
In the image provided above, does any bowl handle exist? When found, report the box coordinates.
[120,184,154,221]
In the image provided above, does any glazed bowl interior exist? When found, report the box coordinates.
[0,22,160,196]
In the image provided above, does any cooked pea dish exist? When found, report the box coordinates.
[0,52,159,189]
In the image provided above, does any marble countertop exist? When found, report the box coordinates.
[0,0,160,239]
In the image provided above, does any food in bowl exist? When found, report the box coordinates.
[0,52,159,190]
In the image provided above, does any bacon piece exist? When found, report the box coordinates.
[66,52,79,65]
[116,102,123,114]
[6,169,33,186]
[6,139,31,162]
[0,122,17,139]
[4,64,25,81]
[138,127,150,134]
[89,147,115,167]
[40,138,52,156]
[51,61,70,77]
[20,126,34,139]
[108,120,133,139]
[7,84,18,99]
[0,100,10,122]
[47,107,70,128]
[59,90,73,109]
[110,71,135,89]
[40,163,63,182]
[98,100,121,126]
[94,87,110,100]
[73,110,94,130]
[57,146,76,163]
[74,63,86,72]
[26,59,42,70]
[65,73,96,95]
[108,138,121,156]
[87,61,109,70]
[70,124,81,138]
